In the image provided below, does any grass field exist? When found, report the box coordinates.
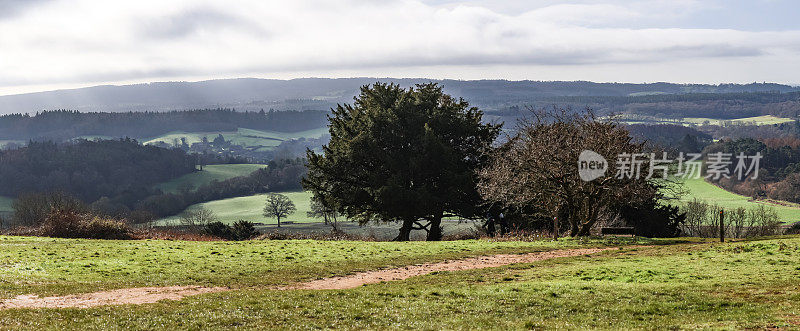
[1,236,800,329]
[155,164,267,194]
[143,127,329,151]
[617,115,796,127]
[679,177,800,223]
[0,236,618,297]
[157,191,315,226]
[683,115,796,126]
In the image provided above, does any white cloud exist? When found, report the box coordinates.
[0,0,799,94]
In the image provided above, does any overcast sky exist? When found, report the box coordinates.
[1,0,799,95]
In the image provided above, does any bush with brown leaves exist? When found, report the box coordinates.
[38,208,132,239]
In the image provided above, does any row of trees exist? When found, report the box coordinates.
[0,139,196,205]
[304,83,675,241]
[7,157,306,227]
[702,137,800,203]
[681,200,782,238]
[0,109,329,141]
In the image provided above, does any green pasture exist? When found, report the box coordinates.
[1,236,800,329]
[143,127,328,151]
[0,235,627,297]
[616,114,795,127]
[678,177,800,223]
[683,115,795,126]
[156,191,315,226]
[155,164,267,194]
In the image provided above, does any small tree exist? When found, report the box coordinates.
[180,207,217,228]
[13,191,87,227]
[231,220,261,240]
[263,193,296,227]
[307,195,341,232]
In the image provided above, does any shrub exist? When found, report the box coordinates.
[680,200,782,238]
[180,208,217,228]
[231,220,261,240]
[204,221,234,240]
[39,208,131,239]
[203,220,261,241]
[619,202,685,238]
[786,222,800,235]
[12,191,87,227]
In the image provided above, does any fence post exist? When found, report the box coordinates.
[719,209,725,243]
[553,216,559,240]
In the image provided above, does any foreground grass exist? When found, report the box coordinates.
[0,235,648,298]
[1,236,798,329]
[680,177,800,223]
[155,164,268,194]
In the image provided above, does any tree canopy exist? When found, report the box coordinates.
[263,193,296,227]
[478,108,673,236]
[303,83,501,241]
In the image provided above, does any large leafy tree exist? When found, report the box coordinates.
[303,83,500,241]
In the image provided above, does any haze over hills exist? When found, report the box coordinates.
[0,78,797,114]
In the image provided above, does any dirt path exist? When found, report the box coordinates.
[0,247,617,309]
[287,247,612,290]
[0,286,228,309]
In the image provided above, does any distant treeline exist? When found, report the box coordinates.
[0,108,329,141]
[0,77,795,114]
[705,137,800,203]
[626,124,712,153]
[0,139,195,205]
[486,91,800,119]
[1,139,307,225]
[536,90,800,105]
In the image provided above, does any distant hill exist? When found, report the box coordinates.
[0,78,797,114]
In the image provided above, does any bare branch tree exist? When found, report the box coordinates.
[263,193,296,227]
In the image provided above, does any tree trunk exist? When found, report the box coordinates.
[277,215,281,228]
[576,203,599,236]
[393,218,413,241]
[426,212,443,241]
[568,211,580,237]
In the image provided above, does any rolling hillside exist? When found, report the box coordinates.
[144,127,329,152]
[679,177,800,223]
[157,191,315,226]
[155,164,268,194]
[1,78,796,114]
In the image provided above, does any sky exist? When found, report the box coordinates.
[1,0,799,95]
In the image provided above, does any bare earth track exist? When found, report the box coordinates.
[0,286,227,309]
[289,247,612,290]
[0,247,616,309]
